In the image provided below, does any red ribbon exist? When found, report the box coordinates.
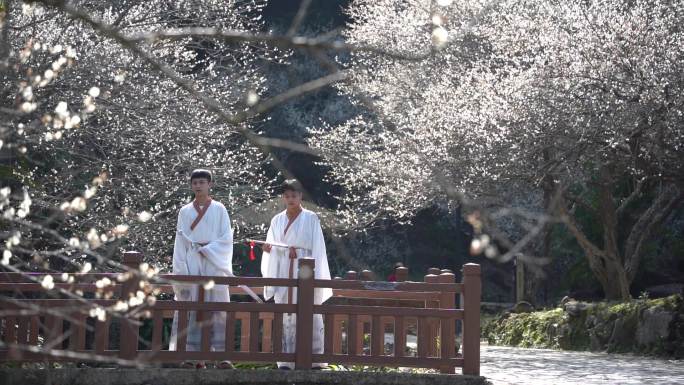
[249,241,256,261]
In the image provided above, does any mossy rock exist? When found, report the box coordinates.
[484,308,565,349]
[585,309,616,351]
[483,294,684,358]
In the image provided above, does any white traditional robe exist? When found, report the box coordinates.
[260,208,332,368]
[169,199,233,352]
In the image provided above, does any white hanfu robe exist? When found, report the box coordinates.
[260,208,332,369]
[169,199,233,352]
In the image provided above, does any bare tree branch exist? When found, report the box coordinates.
[123,28,437,61]
[616,176,650,218]
[0,341,144,367]
[30,0,332,156]
[287,0,313,37]
[624,184,683,280]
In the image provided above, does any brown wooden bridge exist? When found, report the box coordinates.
[0,252,481,375]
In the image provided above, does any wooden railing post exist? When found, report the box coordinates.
[198,286,211,352]
[120,251,142,362]
[262,313,273,352]
[360,270,373,281]
[462,263,481,376]
[423,273,439,357]
[295,258,315,370]
[395,266,408,282]
[439,272,456,374]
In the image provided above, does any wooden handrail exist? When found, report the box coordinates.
[0,284,451,301]
[316,279,463,292]
[0,252,480,375]
[314,304,463,318]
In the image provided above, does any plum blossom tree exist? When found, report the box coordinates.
[310,0,684,299]
[0,0,372,364]
[1,0,287,272]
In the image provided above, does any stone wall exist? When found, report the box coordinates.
[483,295,684,358]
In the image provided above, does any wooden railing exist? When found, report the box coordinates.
[0,251,481,375]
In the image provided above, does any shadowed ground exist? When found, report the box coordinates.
[481,344,684,385]
[0,368,488,385]
[5,344,683,384]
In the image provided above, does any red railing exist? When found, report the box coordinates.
[0,251,481,375]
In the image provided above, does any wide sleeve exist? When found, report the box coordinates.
[198,205,233,276]
[172,210,190,297]
[261,219,278,301]
[310,214,333,304]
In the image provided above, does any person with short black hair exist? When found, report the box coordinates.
[190,168,212,182]
[261,179,332,370]
[170,169,234,369]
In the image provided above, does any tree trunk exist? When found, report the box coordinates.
[531,151,557,306]
[591,252,631,300]
[559,191,632,301]
[562,179,682,301]
[528,176,557,306]
[623,184,683,282]
[595,176,632,300]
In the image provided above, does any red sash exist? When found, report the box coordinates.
[190,197,212,231]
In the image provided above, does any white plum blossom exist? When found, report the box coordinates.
[431,26,448,47]
[41,275,55,290]
[137,211,152,222]
[88,87,100,98]
[81,262,93,274]
[4,0,280,269]
[309,0,684,300]
[1,250,11,266]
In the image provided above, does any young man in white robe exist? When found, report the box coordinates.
[170,169,234,369]
[261,179,332,370]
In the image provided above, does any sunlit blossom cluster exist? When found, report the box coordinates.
[2,0,285,274]
[309,0,684,265]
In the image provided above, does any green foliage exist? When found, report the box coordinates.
[632,221,684,293]
[547,172,683,301]
[484,308,567,349]
[137,318,172,350]
[232,243,262,277]
[548,222,601,298]
[0,165,11,181]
